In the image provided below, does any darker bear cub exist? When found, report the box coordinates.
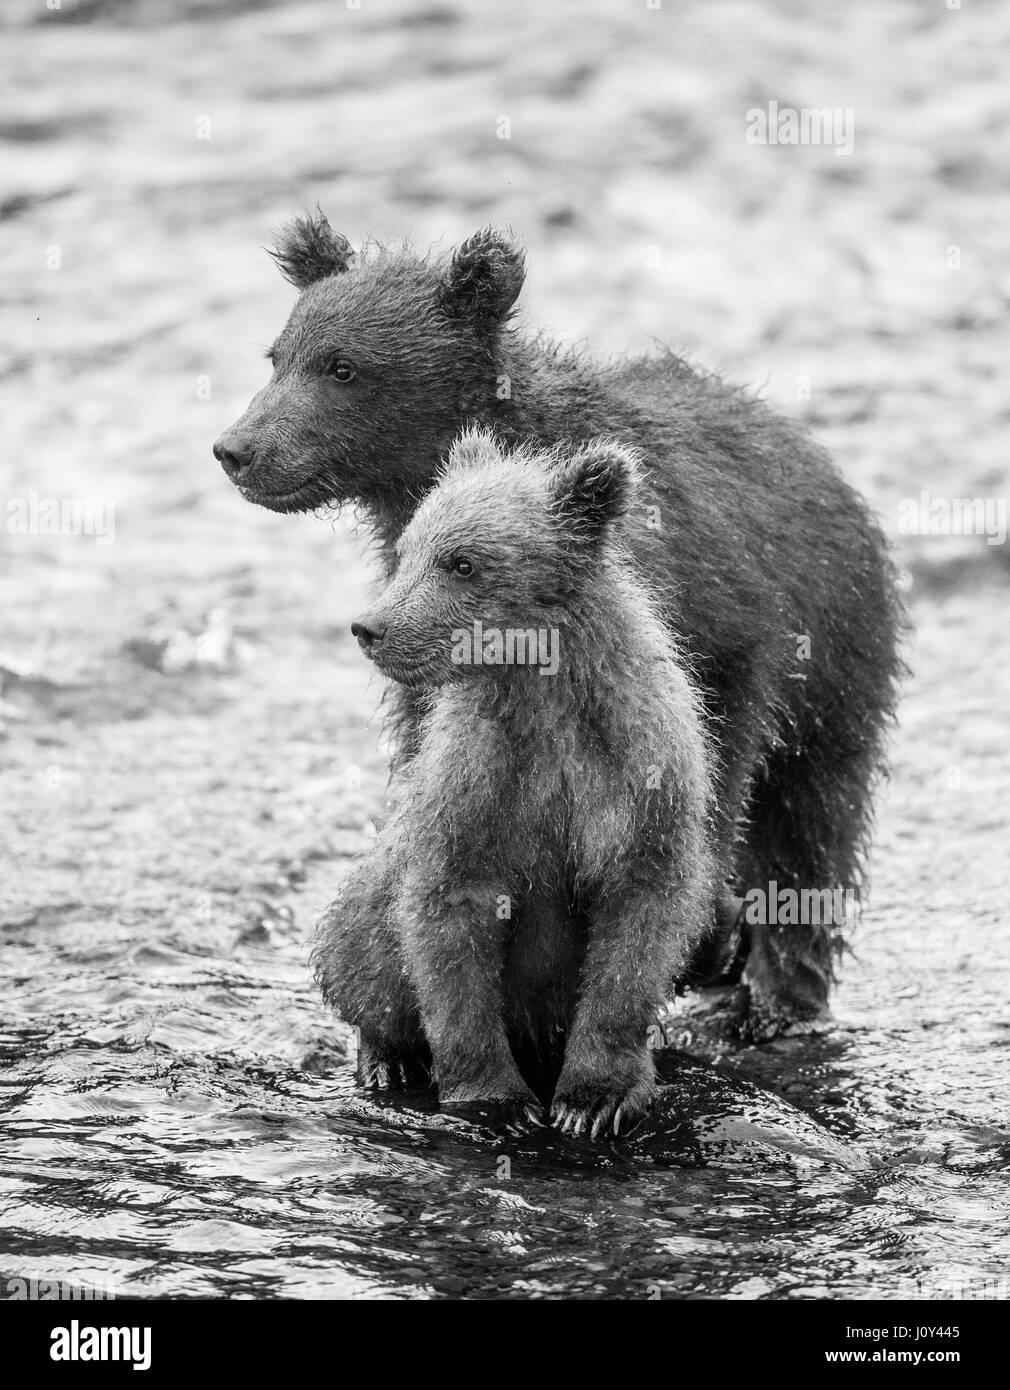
[313,429,716,1137]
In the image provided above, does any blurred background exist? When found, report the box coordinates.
[0,0,1008,1299]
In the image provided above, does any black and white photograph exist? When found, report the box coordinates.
[1,0,1007,1338]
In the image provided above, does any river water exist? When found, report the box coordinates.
[2,585,1007,1301]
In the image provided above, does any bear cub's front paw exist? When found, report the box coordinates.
[438,1064,545,1128]
[357,1039,429,1091]
[550,1048,657,1139]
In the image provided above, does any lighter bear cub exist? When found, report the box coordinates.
[313,428,716,1137]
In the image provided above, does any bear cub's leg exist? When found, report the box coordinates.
[552,882,689,1138]
[312,847,429,1089]
[396,874,543,1122]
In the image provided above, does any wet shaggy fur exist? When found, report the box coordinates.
[217,211,905,1037]
[313,432,716,1135]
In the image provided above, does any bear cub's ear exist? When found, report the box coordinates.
[437,229,526,322]
[269,210,354,289]
[550,440,639,542]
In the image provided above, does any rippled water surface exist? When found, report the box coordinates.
[3,589,1008,1300]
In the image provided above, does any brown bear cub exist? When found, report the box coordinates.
[313,429,715,1137]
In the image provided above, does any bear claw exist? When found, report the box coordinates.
[357,1047,429,1091]
[550,1066,656,1141]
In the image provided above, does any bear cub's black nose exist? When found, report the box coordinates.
[351,619,387,649]
[213,432,256,480]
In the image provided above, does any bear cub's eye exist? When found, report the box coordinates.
[451,557,474,578]
[327,358,357,382]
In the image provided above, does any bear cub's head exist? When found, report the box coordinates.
[351,428,639,689]
[213,212,525,515]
